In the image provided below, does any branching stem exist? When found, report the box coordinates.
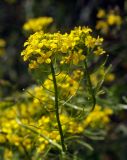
[50,61,66,155]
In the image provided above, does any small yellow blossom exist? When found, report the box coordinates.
[23,17,53,32]
[94,46,106,55]
[0,134,6,143]
[83,105,113,128]
[107,13,122,26]
[4,149,13,160]
[96,20,109,34]
[97,9,106,18]
[37,144,46,153]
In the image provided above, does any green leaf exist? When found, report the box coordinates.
[76,140,94,151]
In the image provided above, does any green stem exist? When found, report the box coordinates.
[84,59,96,111]
[50,61,66,154]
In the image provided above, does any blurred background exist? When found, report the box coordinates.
[0,0,127,159]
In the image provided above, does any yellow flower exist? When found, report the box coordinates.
[4,149,13,160]
[29,60,38,69]
[83,105,113,128]
[107,13,122,26]
[96,8,122,34]
[0,134,6,143]
[105,73,115,82]
[23,17,53,32]
[22,138,32,150]
[94,46,106,55]
[85,35,96,48]
[37,144,46,153]
[97,9,106,18]
[96,20,109,34]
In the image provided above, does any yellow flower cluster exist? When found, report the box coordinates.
[44,72,80,97]
[0,105,33,151]
[0,70,82,153]
[21,27,105,69]
[36,114,85,153]
[84,105,113,128]
[26,70,82,107]
[23,17,53,32]
[0,79,113,157]
[96,8,122,34]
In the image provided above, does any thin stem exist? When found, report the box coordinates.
[50,61,66,154]
[84,59,96,111]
